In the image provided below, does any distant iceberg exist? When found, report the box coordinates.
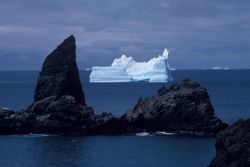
[90,49,173,82]
[170,68,176,71]
[156,131,176,135]
[212,67,223,70]
[211,67,230,70]
[136,132,153,136]
[85,68,91,71]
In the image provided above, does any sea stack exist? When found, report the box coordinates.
[34,35,85,105]
[25,35,95,135]
[208,119,250,167]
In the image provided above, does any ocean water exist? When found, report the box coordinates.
[0,70,250,167]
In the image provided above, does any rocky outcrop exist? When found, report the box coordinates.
[208,119,250,167]
[121,79,227,135]
[21,35,93,135]
[0,78,227,136]
[91,112,126,135]
[27,95,95,135]
[0,35,127,136]
[0,35,91,135]
[0,35,115,135]
[0,108,34,134]
[34,35,85,105]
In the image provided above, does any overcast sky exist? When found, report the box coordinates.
[0,0,249,70]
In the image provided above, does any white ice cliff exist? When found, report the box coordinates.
[89,49,173,82]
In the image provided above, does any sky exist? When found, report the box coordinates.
[0,0,249,70]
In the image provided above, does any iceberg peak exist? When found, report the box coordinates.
[111,55,135,68]
[90,48,173,82]
[162,48,169,59]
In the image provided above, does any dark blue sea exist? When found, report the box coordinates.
[0,70,250,167]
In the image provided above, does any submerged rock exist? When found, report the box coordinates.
[121,79,227,135]
[208,119,250,167]
[34,35,85,105]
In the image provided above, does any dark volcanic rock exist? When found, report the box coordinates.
[0,108,14,118]
[0,35,93,135]
[121,79,227,135]
[0,35,123,136]
[25,35,94,135]
[34,35,85,105]
[91,112,126,135]
[208,119,250,167]
[0,108,34,134]
[27,95,95,135]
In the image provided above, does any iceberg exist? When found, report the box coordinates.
[211,67,230,70]
[156,131,176,136]
[90,48,173,82]
[136,132,153,136]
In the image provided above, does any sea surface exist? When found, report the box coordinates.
[0,70,250,167]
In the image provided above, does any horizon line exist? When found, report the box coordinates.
[0,68,250,72]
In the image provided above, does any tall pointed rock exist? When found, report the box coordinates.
[34,35,85,105]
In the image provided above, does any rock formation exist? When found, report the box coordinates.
[27,95,95,135]
[208,119,250,167]
[23,35,93,135]
[0,35,126,135]
[0,108,34,134]
[121,79,228,135]
[0,35,92,135]
[91,112,126,135]
[34,35,85,105]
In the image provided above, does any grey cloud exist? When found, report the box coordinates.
[0,0,249,70]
